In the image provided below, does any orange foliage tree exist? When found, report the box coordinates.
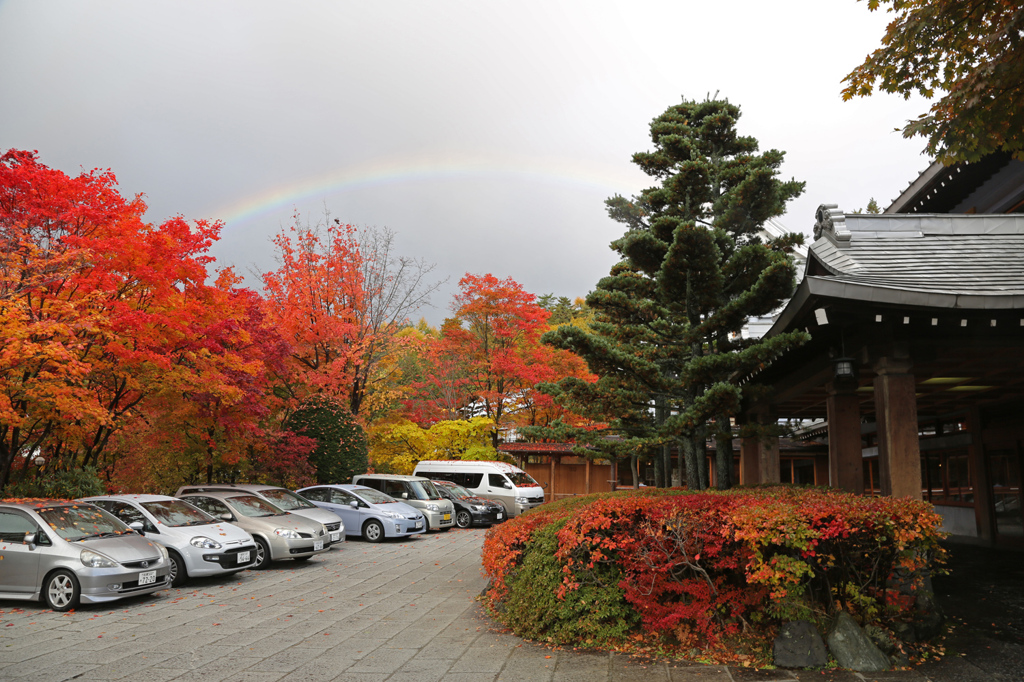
[404,274,593,445]
[0,149,260,489]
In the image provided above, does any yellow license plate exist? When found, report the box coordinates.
[443,513,451,521]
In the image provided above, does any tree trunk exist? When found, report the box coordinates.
[715,413,733,490]
[695,424,708,490]
[682,436,699,490]
[631,454,640,489]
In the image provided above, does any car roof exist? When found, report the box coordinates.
[354,474,429,481]
[415,460,524,473]
[177,490,264,501]
[178,484,283,493]
[0,499,79,511]
[82,494,176,503]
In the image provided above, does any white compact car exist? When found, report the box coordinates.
[82,494,258,586]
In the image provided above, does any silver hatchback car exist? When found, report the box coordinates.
[0,501,171,611]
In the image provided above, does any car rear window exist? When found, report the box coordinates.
[226,495,283,517]
[142,500,216,527]
[260,489,316,510]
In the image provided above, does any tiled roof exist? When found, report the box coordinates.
[498,443,580,453]
[804,208,1024,304]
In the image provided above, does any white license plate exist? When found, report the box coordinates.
[330,532,340,542]
[238,551,250,564]
[138,570,156,585]
[414,521,423,529]
[313,540,324,551]
[443,513,451,521]
[497,513,503,519]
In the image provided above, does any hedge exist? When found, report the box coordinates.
[482,486,945,662]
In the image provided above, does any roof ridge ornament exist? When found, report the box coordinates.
[814,204,851,245]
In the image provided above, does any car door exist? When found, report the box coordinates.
[0,510,45,594]
[485,473,516,514]
[106,501,159,534]
[327,489,363,534]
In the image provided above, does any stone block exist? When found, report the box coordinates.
[773,620,827,668]
[826,611,890,673]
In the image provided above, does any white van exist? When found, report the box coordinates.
[412,460,544,517]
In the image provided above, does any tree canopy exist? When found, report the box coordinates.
[843,0,1024,163]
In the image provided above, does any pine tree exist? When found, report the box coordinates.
[543,97,809,489]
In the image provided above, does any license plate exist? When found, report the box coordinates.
[138,570,156,585]
[330,532,340,542]
[497,513,503,519]
[238,551,250,564]
[415,521,423,529]
[443,513,451,521]
[313,540,324,551]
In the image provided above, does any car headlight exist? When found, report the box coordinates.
[154,543,169,561]
[190,536,223,549]
[383,511,402,519]
[81,549,118,568]
[471,505,487,511]
[426,504,439,512]
[274,528,301,539]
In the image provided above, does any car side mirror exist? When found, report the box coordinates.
[23,532,37,548]
[349,501,359,509]
[129,521,145,534]
[220,513,233,522]
[504,482,513,490]
[401,492,408,499]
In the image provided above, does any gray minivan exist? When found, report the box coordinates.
[351,474,455,531]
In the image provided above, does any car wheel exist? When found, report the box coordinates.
[168,549,188,587]
[253,537,272,569]
[455,510,472,528]
[43,570,80,612]
[363,519,384,543]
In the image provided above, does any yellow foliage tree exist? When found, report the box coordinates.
[368,416,508,474]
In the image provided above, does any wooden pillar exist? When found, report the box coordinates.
[761,439,780,484]
[550,456,556,501]
[826,382,865,494]
[873,357,922,500]
[966,407,992,541]
[585,458,591,494]
[814,456,829,486]
[740,436,760,485]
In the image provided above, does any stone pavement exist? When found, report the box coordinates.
[0,528,1004,682]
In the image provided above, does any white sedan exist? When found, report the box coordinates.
[82,494,258,586]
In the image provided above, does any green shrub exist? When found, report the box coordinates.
[2,466,106,499]
[501,519,639,646]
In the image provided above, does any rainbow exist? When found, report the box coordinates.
[211,153,648,229]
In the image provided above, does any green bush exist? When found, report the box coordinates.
[500,519,639,646]
[2,466,106,499]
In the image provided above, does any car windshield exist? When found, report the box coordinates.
[259,489,316,510]
[409,480,442,500]
[142,500,215,527]
[507,471,540,487]
[352,488,397,505]
[226,495,283,517]
[37,505,131,540]
[446,484,473,498]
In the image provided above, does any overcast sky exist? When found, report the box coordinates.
[0,0,930,323]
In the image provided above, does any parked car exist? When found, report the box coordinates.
[413,460,545,517]
[82,494,258,586]
[350,474,455,531]
[174,484,344,545]
[0,500,170,611]
[297,484,426,543]
[431,480,506,528]
[176,491,331,569]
